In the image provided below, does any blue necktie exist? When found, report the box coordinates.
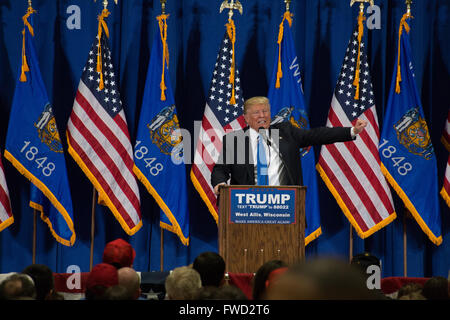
[257,135,268,185]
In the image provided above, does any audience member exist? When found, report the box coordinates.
[396,282,423,300]
[0,273,36,300]
[22,263,61,300]
[422,276,449,300]
[104,285,132,300]
[252,260,287,300]
[351,252,381,279]
[118,267,141,300]
[212,284,248,300]
[85,263,119,300]
[196,284,248,300]
[102,238,136,269]
[192,252,225,287]
[398,291,426,300]
[267,257,383,300]
[165,266,201,300]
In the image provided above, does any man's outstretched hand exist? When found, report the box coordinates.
[353,119,368,135]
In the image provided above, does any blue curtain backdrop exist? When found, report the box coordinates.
[0,0,448,277]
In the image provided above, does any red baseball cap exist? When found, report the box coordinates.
[102,238,136,268]
[86,263,119,290]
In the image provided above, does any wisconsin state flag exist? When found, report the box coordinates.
[4,8,75,245]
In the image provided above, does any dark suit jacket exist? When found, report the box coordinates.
[211,122,354,187]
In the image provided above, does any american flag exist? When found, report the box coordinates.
[67,32,142,235]
[441,110,450,207]
[191,31,246,223]
[0,153,13,232]
[316,25,396,238]
[442,110,450,152]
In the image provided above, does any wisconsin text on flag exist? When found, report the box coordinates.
[316,13,396,238]
[267,11,321,245]
[380,14,442,245]
[4,7,75,245]
[66,10,141,235]
[134,14,189,245]
[0,153,13,232]
[191,18,246,223]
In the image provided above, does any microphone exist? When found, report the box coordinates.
[258,127,271,146]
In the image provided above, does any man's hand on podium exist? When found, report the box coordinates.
[214,182,227,195]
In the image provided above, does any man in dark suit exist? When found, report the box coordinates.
[211,96,368,194]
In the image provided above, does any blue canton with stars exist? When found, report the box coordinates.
[334,25,375,121]
[81,33,123,118]
[207,33,244,127]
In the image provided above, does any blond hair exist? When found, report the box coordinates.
[243,96,270,114]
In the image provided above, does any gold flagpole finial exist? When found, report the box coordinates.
[350,0,374,13]
[219,0,243,21]
[406,0,412,14]
[160,0,167,14]
[28,0,32,9]
[94,0,118,10]
[284,0,291,12]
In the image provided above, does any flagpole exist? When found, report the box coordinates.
[32,209,37,264]
[160,229,164,271]
[403,209,409,277]
[349,225,353,262]
[89,187,97,271]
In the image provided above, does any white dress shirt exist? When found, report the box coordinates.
[249,128,285,186]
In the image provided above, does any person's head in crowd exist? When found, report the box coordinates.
[165,266,201,300]
[85,263,119,300]
[22,264,56,300]
[350,252,381,280]
[0,273,36,300]
[351,252,381,270]
[212,284,248,300]
[104,285,132,300]
[252,260,288,300]
[117,267,141,300]
[193,252,225,287]
[196,284,248,300]
[102,238,136,269]
[398,291,426,300]
[397,282,423,300]
[267,257,382,300]
[422,276,449,300]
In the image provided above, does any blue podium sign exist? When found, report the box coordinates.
[229,187,297,224]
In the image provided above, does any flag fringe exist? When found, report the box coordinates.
[133,166,189,246]
[0,216,14,233]
[190,170,219,224]
[305,227,321,246]
[3,150,76,246]
[316,163,397,239]
[29,201,74,246]
[440,186,450,208]
[380,163,442,246]
[66,134,142,236]
[441,136,450,153]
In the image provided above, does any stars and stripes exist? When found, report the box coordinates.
[0,154,13,232]
[67,32,142,235]
[317,25,396,238]
[191,32,246,222]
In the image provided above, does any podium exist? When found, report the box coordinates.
[218,185,305,273]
